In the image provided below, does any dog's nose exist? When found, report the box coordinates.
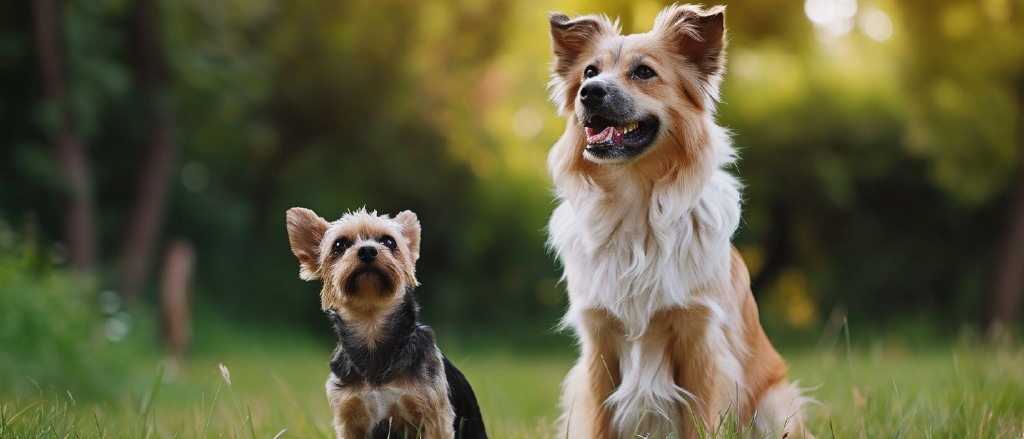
[357,246,378,263]
[579,81,607,108]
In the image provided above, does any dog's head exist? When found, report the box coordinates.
[548,4,726,164]
[286,207,421,311]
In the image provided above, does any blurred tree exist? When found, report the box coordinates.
[119,0,178,304]
[30,0,96,271]
[5,0,1022,337]
[898,0,1024,327]
[154,0,561,331]
[713,0,1011,328]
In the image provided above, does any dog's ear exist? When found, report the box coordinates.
[654,5,726,79]
[549,12,616,79]
[395,210,421,262]
[286,207,329,280]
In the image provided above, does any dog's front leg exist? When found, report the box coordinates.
[416,407,456,439]
[333,398,371,439]
[415,420,455,439]
[327,389,371,439]
[560,310,621,439]
[655,306,721,436]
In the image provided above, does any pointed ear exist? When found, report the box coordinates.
[654,5,726,78]
[395,210,421,262]
[549,12,616,79]
[286,207,329,280]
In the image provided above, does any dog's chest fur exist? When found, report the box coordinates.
[549,166,741,337]
[548,130,745,436]
[325,294,451,433]
[327,294,439,387]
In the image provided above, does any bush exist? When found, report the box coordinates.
[0,221,138,399]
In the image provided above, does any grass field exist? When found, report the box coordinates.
[2,322,1024,439]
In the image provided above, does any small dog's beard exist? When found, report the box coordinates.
[342,267,395,296]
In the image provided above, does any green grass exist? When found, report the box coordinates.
[2,326,1024,438]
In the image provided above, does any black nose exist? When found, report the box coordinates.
[357,246,378,263]
[579,82,607,108]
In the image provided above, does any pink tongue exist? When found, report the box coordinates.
[585,126,623,146]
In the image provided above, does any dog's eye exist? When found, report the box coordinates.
[332,238,352,255]
[632,65,657,80]
[583,65,599,79]
[380,235,397,251]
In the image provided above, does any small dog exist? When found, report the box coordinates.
[286,207,488,439]
[546,4,812,439]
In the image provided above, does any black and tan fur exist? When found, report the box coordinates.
[286,207,487,439]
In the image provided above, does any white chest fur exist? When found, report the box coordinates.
[548,154,744,436]
[326,373,406,426]
[363,385,405,425]
[549,168,741,338]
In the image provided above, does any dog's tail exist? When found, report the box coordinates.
[754,380,818,439]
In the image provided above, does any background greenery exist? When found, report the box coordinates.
[2,0,1022,330]
[2,0,1024,437]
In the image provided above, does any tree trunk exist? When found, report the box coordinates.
[119,0,176,303]
[31,0,97,271]
[988,76,1024,329]
[161,239,195,362]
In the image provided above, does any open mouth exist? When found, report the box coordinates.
[583,115,660,160]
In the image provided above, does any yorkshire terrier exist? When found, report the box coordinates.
[286,207,487,439]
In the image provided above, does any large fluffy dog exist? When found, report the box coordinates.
[545,4,812,438]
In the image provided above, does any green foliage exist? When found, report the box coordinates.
[1,0,1022,334]
[899,0,1024,205]
[4,1,1024,435]
[0,221,140,399]
[155,0,562,330]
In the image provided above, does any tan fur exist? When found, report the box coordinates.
[547,4,813,438]
[547,7,721,225]
[287,208,456,439]
[327,370,455,439]
[286,207,330,281]
[730,249,790,425]
[329,386,372,439]
[561,251,811,438]
[286,207,419,314]
[559,309,622,439]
